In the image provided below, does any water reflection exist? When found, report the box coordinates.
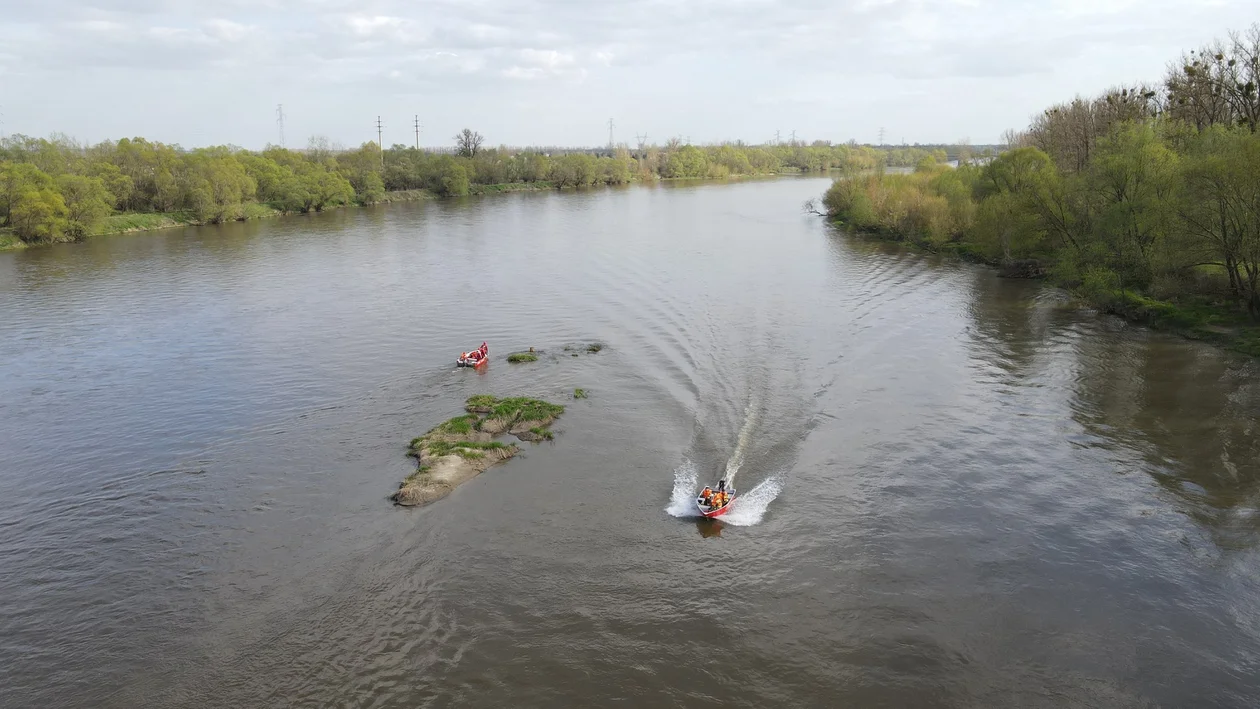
[1069,325,1260,548]
[696,519,724,538]
[956,261,1260,549]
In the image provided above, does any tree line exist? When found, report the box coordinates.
[1,123,960,245]
[823,24,1260,328]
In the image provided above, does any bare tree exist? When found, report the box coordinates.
[801,198,824,216]
[1164,25,1260,133]
[957,137,973,166]
[453,129,485,158]
[1000,128,1028,149]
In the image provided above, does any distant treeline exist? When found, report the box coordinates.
[823,24,1260,334]
[0,123,970,245]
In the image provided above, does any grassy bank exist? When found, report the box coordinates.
[470,181,554,195]
[1088,290,1260,357]
[0,188,438,252]
[0,228,24,250]
[376,188,436,203]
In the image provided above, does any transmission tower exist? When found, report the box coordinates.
[608,118,615,150]
[791,129,797,145]
[878,127,885,146]
[413,115,421,150]
[275,104,285,148]
[376,116,384,167]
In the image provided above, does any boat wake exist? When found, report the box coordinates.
[665,459,783,526]
[666,460,700,518]
[723,395,760,486]
[720,475,783,526]
[666,394,779,525]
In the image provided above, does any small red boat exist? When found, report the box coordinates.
[458,342,489,367]
[696,480,736,518]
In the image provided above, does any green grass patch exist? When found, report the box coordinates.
[1082,288,1260,357]
[402,465,432,486]
[466,394,498,409]
[507,353,539,363]
[573,388,587,399]
[470,181,554,195]
[378,189,437,203]
[96,211,196,235]
[529,427,555,441]
[423,439,514,458]
[240,202,281,220]
[586,343,604,353]
[436,414,479,436]
[0,229,25,251]
[490,397,565,421]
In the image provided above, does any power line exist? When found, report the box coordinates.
[275,104,285,148]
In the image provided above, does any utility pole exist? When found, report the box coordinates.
[275,104,285,148]
[608,117,615,150]
[413,114,420,150]
[376,116,384,167]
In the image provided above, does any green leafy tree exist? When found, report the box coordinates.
[1,162,58,225]
[662,146,708,178]
[1178,125,1260,313]
[1084,122,1181,289]
[56,174,113,236]
[10,188,70,243]
[355,171,386,204]
[431,158,470,197]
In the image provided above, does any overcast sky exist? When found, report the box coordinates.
[1,1,1256,149]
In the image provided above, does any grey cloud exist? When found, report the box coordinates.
[2,0,1257,146]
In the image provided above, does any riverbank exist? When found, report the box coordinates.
[393,396,564,507]
[832,221,1260,358]
[0,174,811,253]
[0,189,444,252]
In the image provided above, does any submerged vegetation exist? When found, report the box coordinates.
[573,388,588,399]
[823,24,1260,355]
[507,352,539,363]
[394,395,564,506]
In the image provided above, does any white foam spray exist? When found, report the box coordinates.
[666,459,700,518]
[723,395,760,485]
[721,475,784,526]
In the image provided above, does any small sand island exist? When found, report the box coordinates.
[392,395,565,506]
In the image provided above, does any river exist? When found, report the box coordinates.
[2,177,1259,708]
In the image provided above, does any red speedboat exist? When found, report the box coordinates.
[458,342,489,367]
[696,480,736,518]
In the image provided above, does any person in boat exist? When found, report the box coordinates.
[718,479,727,492]
[700,486,713,502]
